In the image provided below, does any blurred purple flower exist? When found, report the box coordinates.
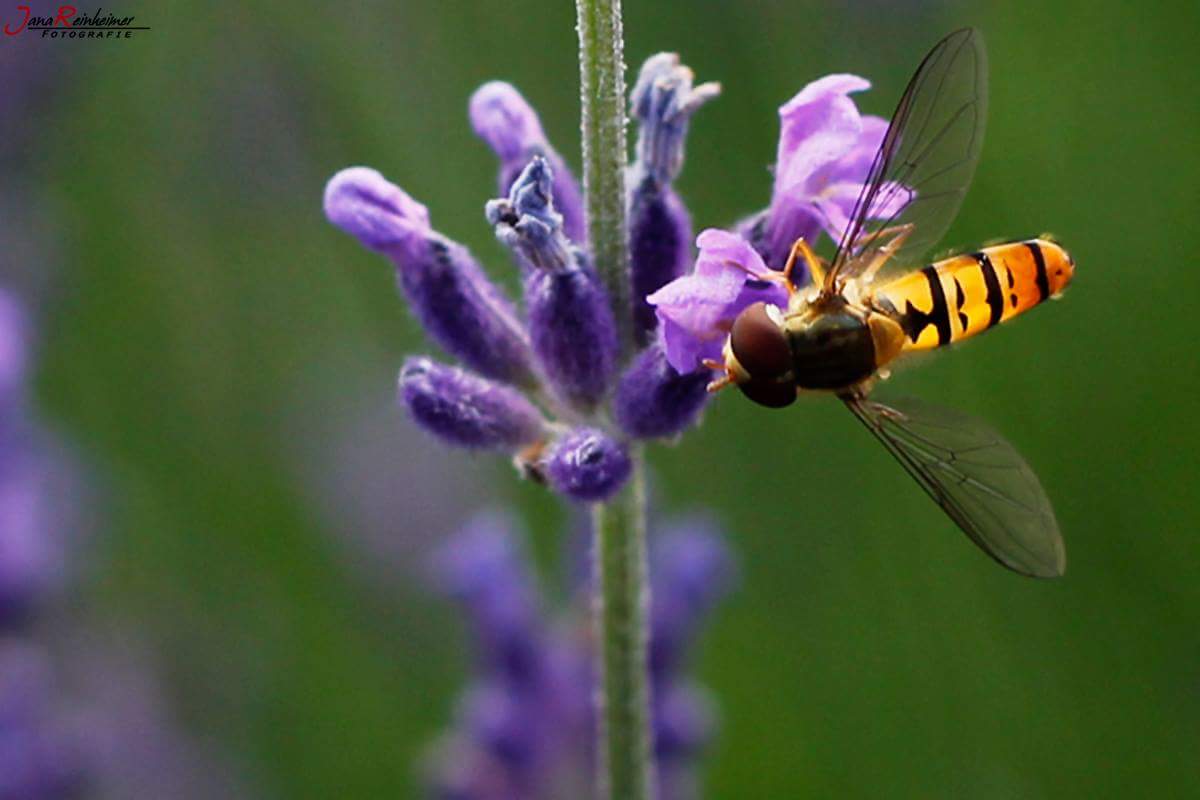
[425,511,734,800]
[0,641,86,800]
[0,290,74,629]
[63,627,256,800]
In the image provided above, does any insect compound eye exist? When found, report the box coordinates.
[730,302,795,408]
[738,373,797,407]
[730,302,791,382]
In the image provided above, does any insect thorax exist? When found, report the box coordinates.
[784,302,878,391]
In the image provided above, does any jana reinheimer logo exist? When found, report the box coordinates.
[3,5,150,38]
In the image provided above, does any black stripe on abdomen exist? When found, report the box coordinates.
[1026,241,1050,301]
[973,251,1004,328]
[922,266,952,345]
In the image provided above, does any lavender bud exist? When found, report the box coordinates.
[544,429,631,503]
[628,55,719,343]
[614,343,710,440]
[399,358,545,451]
[630,54,720,186]
[488,159,618,411]
[469,82,585,243]
[324,168,536,387]
[629,185,693,344]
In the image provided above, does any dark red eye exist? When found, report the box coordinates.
[730,302,791,381]
[738,374,796,408]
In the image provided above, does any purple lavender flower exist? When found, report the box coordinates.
[742,74,893,271]
[613,343,710,440]
[324,53,725,503]
[647,229,788,373]
[627,55,719,345]
[470,82,586,244]
[325,168,536,387]
[487,158,618,412]
[425,511,733,800]
[399,358,546,451]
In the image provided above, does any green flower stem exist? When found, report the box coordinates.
[578,2,652,797]
[576,0,632,357]
[591,452,653,800]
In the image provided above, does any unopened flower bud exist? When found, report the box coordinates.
[399,357,545,450]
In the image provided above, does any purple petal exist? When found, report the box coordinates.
[764,73,872,267]
[647,230,787,373]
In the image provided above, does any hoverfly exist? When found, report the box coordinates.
[706,28,1073,577]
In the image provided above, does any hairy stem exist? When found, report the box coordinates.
[578,1,652,796]
[576,0,632,357]
[591,452,652,800]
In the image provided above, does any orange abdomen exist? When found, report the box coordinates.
[873,238,1074,351]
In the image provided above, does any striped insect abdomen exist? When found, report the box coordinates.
[873,238,1074,351]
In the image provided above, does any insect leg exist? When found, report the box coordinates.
[701,358,735,393]
[783,237,825,291]
[856,223,915,285]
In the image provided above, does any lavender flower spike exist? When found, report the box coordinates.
[324,167,536,387]
[399,357,546,451]
[614,342,709,440]
[470,81,586,243]
[544,428,631,503]
[628,55,719,345]
[488,158,618,412]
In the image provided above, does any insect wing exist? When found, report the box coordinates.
[827,28,988,288]
[843,394,1064,578]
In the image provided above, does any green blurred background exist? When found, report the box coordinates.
[13,0,1200,796]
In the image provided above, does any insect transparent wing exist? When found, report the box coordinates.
[843,394,1064,578]
[827,28,988,287]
